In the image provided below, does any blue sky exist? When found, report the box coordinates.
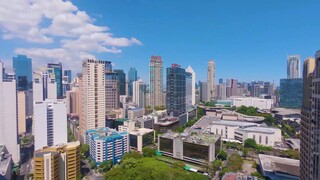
[1,0,320,84]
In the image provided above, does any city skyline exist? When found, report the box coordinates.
[1,1,320,83]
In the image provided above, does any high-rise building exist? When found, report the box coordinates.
[33,71,57,102]
[34,141,81,180]
[301,57,316,180]
[86,128,129,164]
[185,72,193,106]
[219,78,223,84]
[185,65,196,105]
[149,56,163,108]
[105,71,119,115]
[80,59,106,142]
[128,67,137,96]
[17,91,27,134]
[114,69,126,95]
[287,55,301,79]
[63,70,72,83]
[47,63,63,98]
[279,78,303,108]
[66,89,80,116]
[0,62,20,163]
[166,64,186,117]
[34,99,67,150]
[200,81,208,102]
[12,55,32,90]
[207,60,216,101]
[216,84,227,100]
[133,80,146,108]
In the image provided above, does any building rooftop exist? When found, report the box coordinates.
[129,128,154,135]
[272,108,301,116]
[35,151,59,158]
[116,118,129,122]
[161,131,220,146]
[286,138,300,150]
[259,154,300,177]
[0,145,11,177]
[211,119,258,127]
[237,126,280,134]
[86,127,128,141]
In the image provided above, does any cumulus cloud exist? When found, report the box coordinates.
[0,0,142,71]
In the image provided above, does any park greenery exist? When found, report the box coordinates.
[204,101,216,107]
[217,150,228,161]
[223,141,244,150]
[219,153,243,178]
[146,105,166,111]
[104,152,207,180]
[142,147,156,157]
[236,106,276,125]
[244,138,272,153]
[280,149,300,160]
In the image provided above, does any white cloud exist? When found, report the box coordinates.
[0,0,142,72]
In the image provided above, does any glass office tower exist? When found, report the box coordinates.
[13,55,32,90]
[47,63,63,98]
[279,78,303,108]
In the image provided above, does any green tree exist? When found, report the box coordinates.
[217,150,228,160]
[244,138,257,148]
[142,147,156,157]
[243,148,249,157]
[98,160,113,172]
[121,152,142,161]
[81,144,90,157]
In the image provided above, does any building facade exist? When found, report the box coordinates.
[47,63,63,99]
[33,71,57,102]
[279,78,303,108]
[34,99,67,150]
[86,128,129,164]
[12,55,32,90]
[128,67,137,96]
[301,57,316,180]
[185,72,193,107]
[200,81,208,102]
[149,56,164,108]
[0,62,20,163]
[17,91,27,134]
[63,70,72,83]
[207,60,216,101]
[287,55,301,79]
[230,97,273,110]
[114,69,126,95]
[133,80,146,108]
[80,59,106,142]
[34,141,81,180]
[185,65,196,105]
[105,71,119,115]
[166,64,186,117]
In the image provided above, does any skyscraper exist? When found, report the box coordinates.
[149,56,163,108]
[287,55,301,79]
[185,65,196,105]
[301,57,316,180]
[33,71,57,102]
[185,72,193,106]
[34,99,67,150]
[17,91,27,134]
[216,83,227,100]
[128,67,137,96]
[105,69,119,115]
[279,78,303,108]
[63,70,72,83]
[207,60,216,101]
[80,59,106,142]
[47,63,63,98]
[114,69,126,95]
[199,81,207,102]
[13,55,32,90]
[166,64,186,117]
[133,80,146,108]
[0,62,20,163]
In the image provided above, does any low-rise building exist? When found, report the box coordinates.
[154,117,180,133]
[0,145,12,180]
[230,96,273,110]
[259,154,299,180]
[209,118,281,146]
[118,120,155,152]
[127,107,145,119]
[158,131,221,165]
[86,128,129,164]
[34,141,81,180]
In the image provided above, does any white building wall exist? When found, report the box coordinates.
[0,63,20,163]
[186,66,196,105]
[34,100,67,150]
[231,97,273,110]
